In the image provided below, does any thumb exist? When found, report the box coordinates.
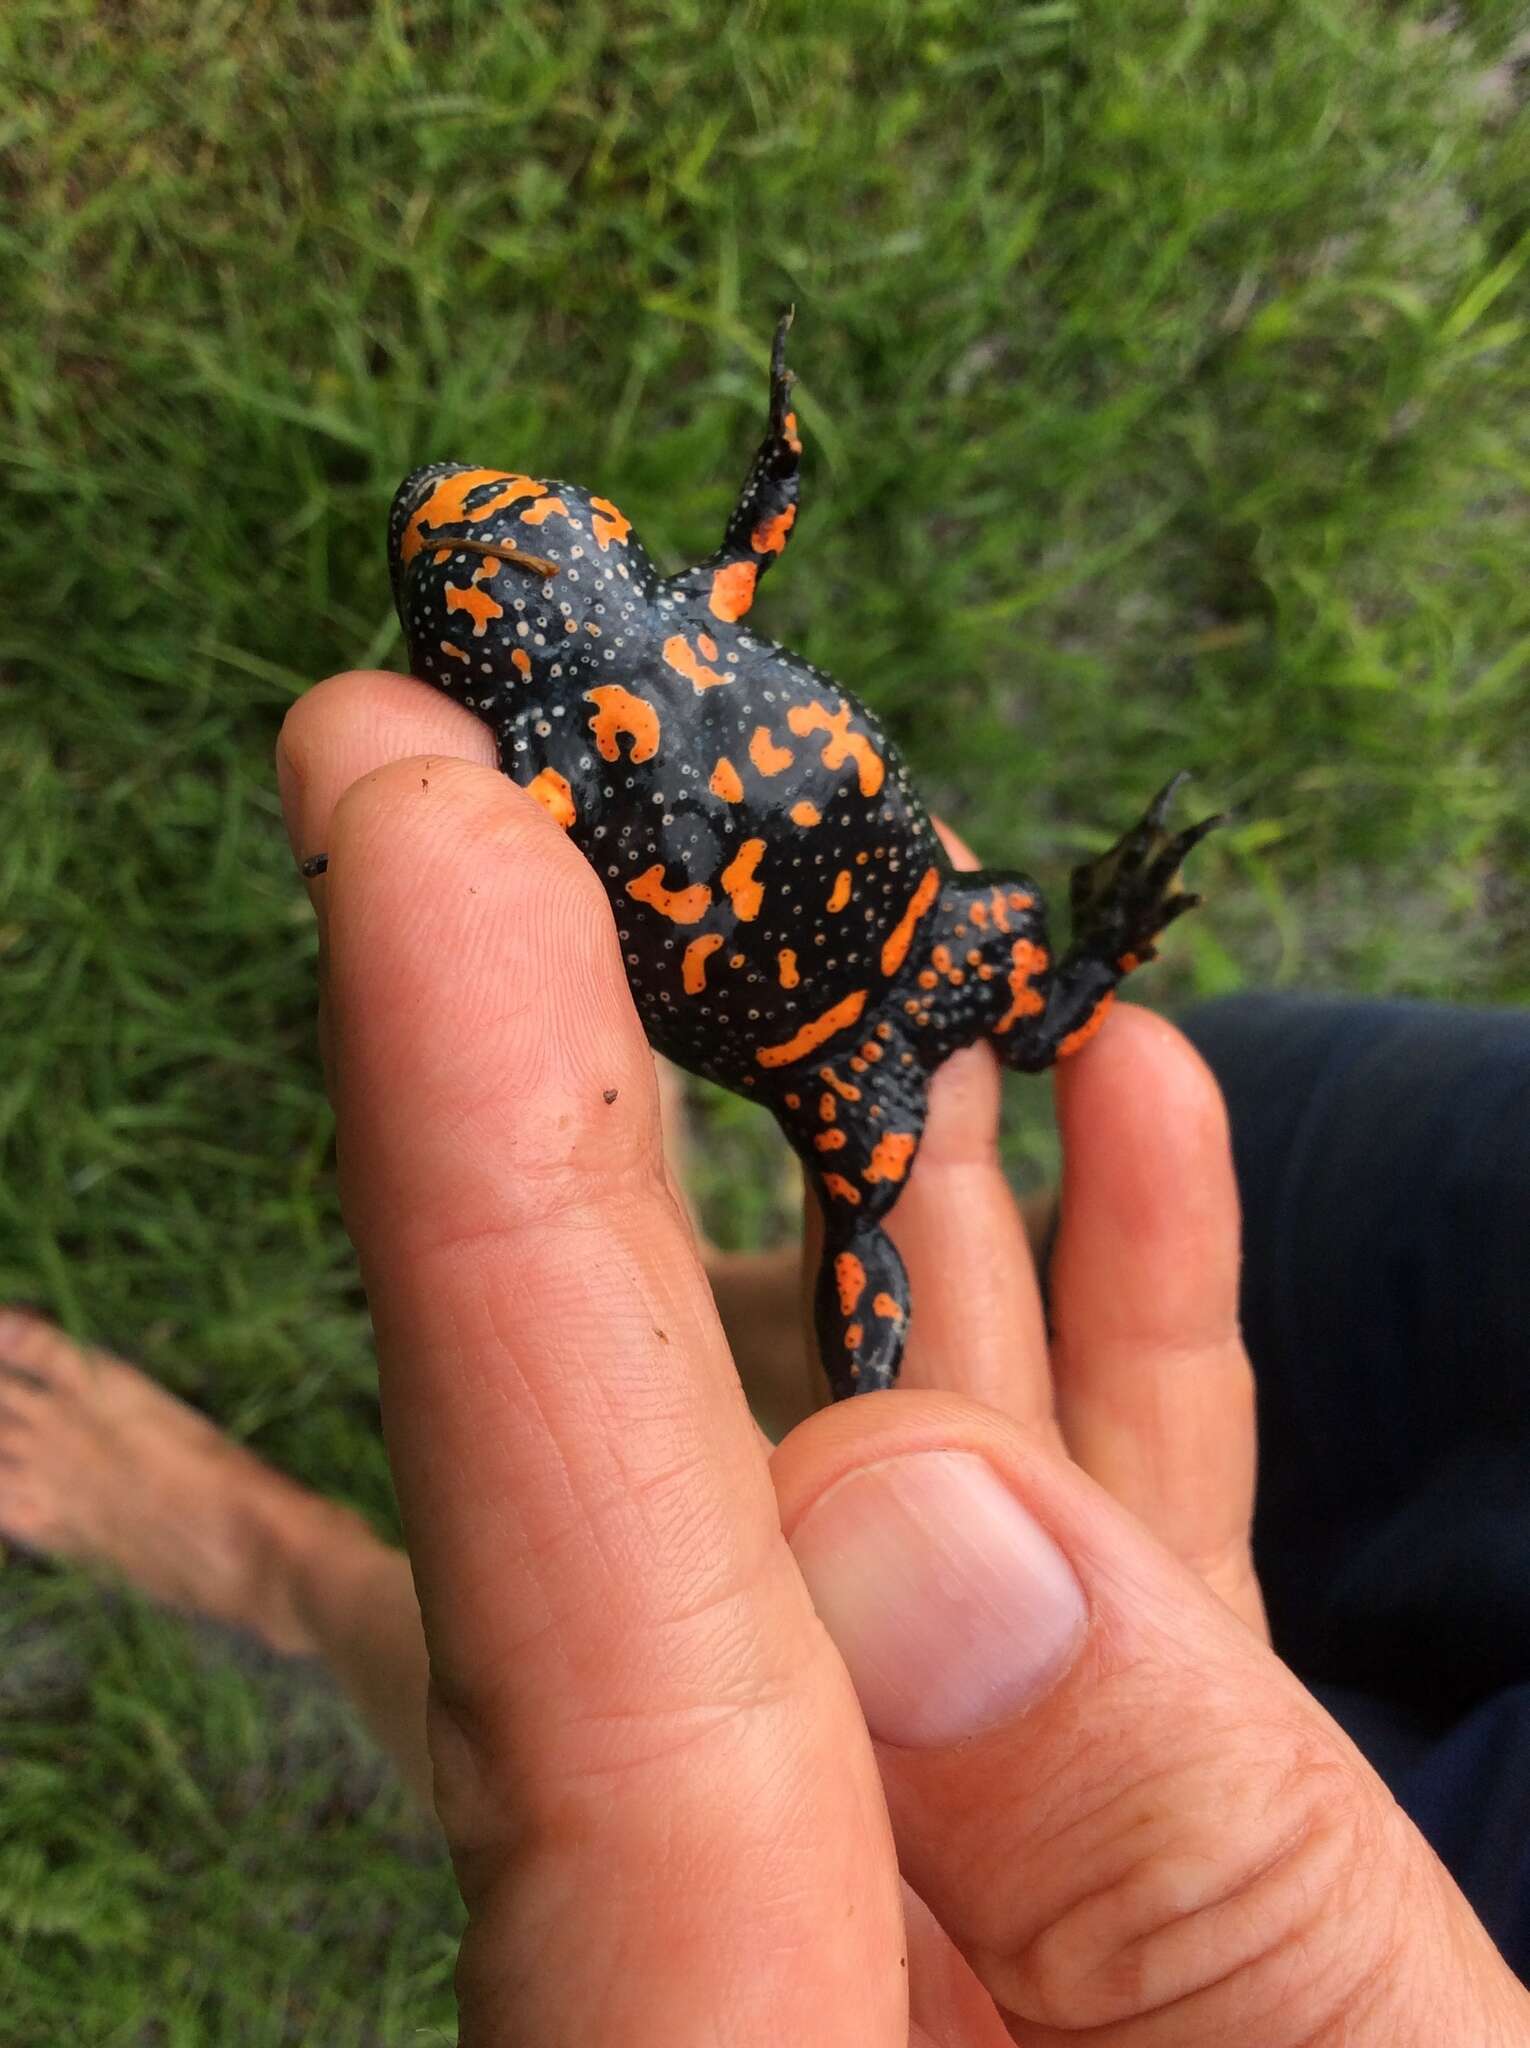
[772,1393,1529,2046]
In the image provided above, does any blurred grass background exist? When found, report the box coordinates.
[1,0,1527,2037]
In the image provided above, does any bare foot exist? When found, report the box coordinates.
[0,1306,353,1656]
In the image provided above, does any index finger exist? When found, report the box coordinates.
[289,686,903,2041]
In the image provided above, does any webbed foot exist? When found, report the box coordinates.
[1068,773,1223,970]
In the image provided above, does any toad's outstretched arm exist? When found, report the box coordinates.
[665,309,802,627]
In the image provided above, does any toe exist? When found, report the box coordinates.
[0,1308,91,1392]
[0,1383,43,1429]
[0,1360,49,1398]
[1144,768,1193,829]
[0,1432,49,1548]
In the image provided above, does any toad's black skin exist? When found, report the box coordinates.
[377,314,1219,1401]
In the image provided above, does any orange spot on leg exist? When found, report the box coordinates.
[708,559,758,621]
[751,504,797,555]
[1058,991,1115,1058]
[835,1253,866,1316]
[862,1131,917,1185]
[777,948,799,989]
[822,1173,862,1206]
[827,870,852,913]
[995,939,1049,1033]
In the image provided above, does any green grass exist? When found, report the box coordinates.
[1,0,1527,2035]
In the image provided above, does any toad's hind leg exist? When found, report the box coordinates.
[768,1034,929,1400]
[977,776,1224,1073]
[814,1217,910,1402]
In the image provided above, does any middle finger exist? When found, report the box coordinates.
[884,826,1056,1434]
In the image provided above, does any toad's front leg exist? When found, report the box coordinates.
[663,307,802,628]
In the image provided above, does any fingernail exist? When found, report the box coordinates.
[788,1452,1087,1748]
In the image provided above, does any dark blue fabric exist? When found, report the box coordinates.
[1179,995,1530,1982]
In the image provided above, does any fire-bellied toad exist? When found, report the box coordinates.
[377,314,1219,1400]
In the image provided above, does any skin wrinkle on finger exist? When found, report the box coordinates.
[453,1731,904,2048]
[554,1621,826,1770]
[969,1734,1373,2027]
[1055,1335,1253,1498]
[360,1201,786,1712]
[356,1141,676,1271]
[1053,1333,1259,1596]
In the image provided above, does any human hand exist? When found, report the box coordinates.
[278,670,1530,2046]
